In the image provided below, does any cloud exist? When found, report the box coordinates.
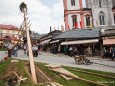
[0,0,64,34]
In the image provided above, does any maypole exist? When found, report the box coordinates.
[19,2,37,84]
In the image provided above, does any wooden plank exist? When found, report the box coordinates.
[35,67,51,82]
[11,60,18,63]
[51,68,107,86]
[36,67,63,86]
[70,68,115,79]
[59,74,73,80]
[45,64,62,69]
[51,68,79,78]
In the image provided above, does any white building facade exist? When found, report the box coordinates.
[63,0,115,30]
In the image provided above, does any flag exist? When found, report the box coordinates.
[80,21,82,29]
[89,22,92,29]
[67,24,70,30]
[75,22,78,29]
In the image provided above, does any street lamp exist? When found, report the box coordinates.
[19,2,37,84]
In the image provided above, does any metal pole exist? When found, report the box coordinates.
[24,8,37,84]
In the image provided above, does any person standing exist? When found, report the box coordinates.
[24,44,27,55]
[7,42,14,58]
[13,46,18,57]
[34,45,38,57]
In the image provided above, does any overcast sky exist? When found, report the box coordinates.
[0,0,85,34]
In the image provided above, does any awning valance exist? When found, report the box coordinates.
[60,39,99,45]
[50,40,59,44]
[103,39,115,45]
[40,39,51,45]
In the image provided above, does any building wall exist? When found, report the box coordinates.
[0,29,21,37]
[0,27,22,43]
[64,0,114,30]
[112,0,115,6]
[68,13,81,28]
[86,0,91,8]
[64,0,88,30]
[67,0,80,10]
[90,0,114,28]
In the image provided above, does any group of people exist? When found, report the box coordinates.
[50,44,58,54]
[103,47,115,61]
[23,44,39,57]
[6,42,18,58]
[64,46,83,57]
[5,42,40,58]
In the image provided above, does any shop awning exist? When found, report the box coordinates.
[50,40,59,44]
[40,39,51,45]
[60,39,99,45]
[103,39,115,45]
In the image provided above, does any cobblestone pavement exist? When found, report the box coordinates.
[0,50,115,73]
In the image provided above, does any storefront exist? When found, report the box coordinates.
[53,29,101,56]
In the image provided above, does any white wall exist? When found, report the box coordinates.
[67,0,80,10]
[91,0,113,28]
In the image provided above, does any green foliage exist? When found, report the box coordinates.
[0,61,115,86]
[64,66,115,86]
[19,2,27,13]
[36,63,89,86]
[0,60,10,73]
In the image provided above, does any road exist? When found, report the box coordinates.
[0,50,115,73]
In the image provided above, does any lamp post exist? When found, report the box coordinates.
[19,2,37,84]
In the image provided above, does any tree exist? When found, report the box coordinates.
[19,2,27,13]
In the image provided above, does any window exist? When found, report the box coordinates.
[12,31,15,34]
[71,0,75,6]
[72,15,77,27]
[85,15,90,26]
[7,31,9,33]
[114,14,115,24]
[99,11,105,25]
[99,0,102,7]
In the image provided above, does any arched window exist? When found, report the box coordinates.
[99,0,102,7]
[85,14,90,26]
[71,0,75,6]
[99,11,106,25]
[114,13,115,24]
[72,15,77,27]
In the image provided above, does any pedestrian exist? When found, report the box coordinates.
[32,45,38,57]
[103,47,107,59]
[13,46,18,57]
[64,46,68,55]
[7,42,14,58]
[23,44,27,55]
[109,47,112,60]
[112,48,115,61]
[69,46,73,56]
[34,45,38,57]
[58,45,61,53]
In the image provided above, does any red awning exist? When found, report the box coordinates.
[103,39,115,45]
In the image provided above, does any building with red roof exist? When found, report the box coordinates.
[0,24,23,46]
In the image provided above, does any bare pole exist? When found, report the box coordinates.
[20,2,37,84]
